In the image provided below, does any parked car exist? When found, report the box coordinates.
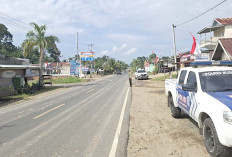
[165,61,232,156]
[135,69,148,80]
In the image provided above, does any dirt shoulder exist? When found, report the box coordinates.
[127,78,209,157]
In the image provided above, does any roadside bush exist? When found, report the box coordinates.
[12,77,37,94]
[153,65,159,74]
[12,77,21,94]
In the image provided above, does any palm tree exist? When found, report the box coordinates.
[22,22,59,88]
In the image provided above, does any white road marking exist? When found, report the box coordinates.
[86,89,94,93]
[109,87,130,157]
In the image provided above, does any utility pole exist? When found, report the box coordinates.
[172,24,177,71]
[88,44,94,78]
[77,32,82,77]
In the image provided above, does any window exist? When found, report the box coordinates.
[178,70,187,85]
[199,71,232,92]
[187,71,197,89]
[138,70,146,73]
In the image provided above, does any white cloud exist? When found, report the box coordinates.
[125,48,137,55]
[99,44,137,57]
[0,0,232,62]
[99,50,110,56]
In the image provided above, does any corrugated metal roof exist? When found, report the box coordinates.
[216,18,232,25]
[220,38,232,56]
[197,25,223,34]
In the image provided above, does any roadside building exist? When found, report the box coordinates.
[43,62,71,75]
[0,65,40,97]
[177,50,211,68]
[212,38,232,61]
[0,54,40,97]
[149,63,154,73]
[144,60,149,72]
[158,59,175,73]
[198,18,232,51]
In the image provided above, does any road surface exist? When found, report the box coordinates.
[0,73,131,157]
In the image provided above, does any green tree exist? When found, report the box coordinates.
[22,23,59,87]
[46,36,60,62]
[148,53,157,63]
[161,56,170,60]
[94,55,127,74]
[0,23,23,57]
[25,48,40,64]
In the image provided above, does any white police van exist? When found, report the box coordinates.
[165,61,232,157]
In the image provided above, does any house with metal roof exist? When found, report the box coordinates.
[212,38,232,61]
[0,54,40,97]
[198,18,232,51]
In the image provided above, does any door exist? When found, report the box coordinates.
[176,71,197,115]
[186,71,198,119]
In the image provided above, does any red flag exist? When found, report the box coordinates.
[152,50,154,54]
[190,33,201,56]
[154,57,159,63]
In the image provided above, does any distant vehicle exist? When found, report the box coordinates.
[116,69,122,75]
[135,69,148,80]
[165,61,232,156]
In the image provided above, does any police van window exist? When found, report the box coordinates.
[178,70,187,85]
[187,71,197,88]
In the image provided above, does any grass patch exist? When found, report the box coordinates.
[28,80,39,86]
[152,74,177,81]
[0,86,60,105]
[5,93,29,100]
[52,77,86,84]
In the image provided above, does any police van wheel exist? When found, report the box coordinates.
[169,95,181,118]
[203,118,232,157]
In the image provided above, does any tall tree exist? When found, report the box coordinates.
[148,53,157,63]
[0,23,23,57]
[22,23,59,87]
[46,36,60,62]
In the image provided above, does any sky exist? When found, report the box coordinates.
[0,0,232,64]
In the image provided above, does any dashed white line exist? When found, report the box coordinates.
[109,88,130,157]
[86,89,95,93]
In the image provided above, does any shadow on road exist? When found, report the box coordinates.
[179,112,199,128]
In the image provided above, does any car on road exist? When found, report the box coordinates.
[135,69,148,80]
[116,69,122,75]
[165,61,232,157]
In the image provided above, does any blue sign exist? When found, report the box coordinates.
[70,61,77,75]
[81,57,95,61]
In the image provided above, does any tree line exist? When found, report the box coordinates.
[130,53,169,72]
[94,55,128,73]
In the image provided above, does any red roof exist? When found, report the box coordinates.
[220,38,232,56]
[216,18,232,25]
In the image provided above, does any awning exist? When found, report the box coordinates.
[197,25,223,34]
[0,65,40,70]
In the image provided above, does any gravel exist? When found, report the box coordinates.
[127,78,210,157]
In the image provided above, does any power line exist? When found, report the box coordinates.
[176,0,227,27]
[0,16,29,30]
[0,11,95,48]
[0,11,31,30]
[0,11,29,27]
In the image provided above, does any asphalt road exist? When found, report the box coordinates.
[0,73,131,157]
